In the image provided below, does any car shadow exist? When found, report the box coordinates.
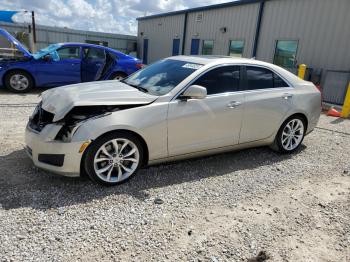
[0,145,305,210]
[0,86,51,96]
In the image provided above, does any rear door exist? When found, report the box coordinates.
[81,47,106,82]
[167,65,245,156]
[239,65,294,143]
[190,39,200,55]
[172,39,180,56]
[143,39,148,64]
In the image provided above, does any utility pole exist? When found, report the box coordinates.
[31,11,36,52]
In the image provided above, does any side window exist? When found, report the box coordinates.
[202,40,214,55]
[274,73,289,87]
[56,47,80,60]
[245,66,289,90]
[245,66,273,90]
[228,40,244,57]
[193,66,240,95]
[83,47,105,60]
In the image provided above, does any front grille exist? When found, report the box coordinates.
[29,102,54,132]
[38,154,65,167]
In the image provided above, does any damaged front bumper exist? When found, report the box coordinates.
[25,124,85,177]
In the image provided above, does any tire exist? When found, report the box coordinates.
[4,70,34,93]
[84,131,144,186]
[110,72,127,81]
[271,115,306,153]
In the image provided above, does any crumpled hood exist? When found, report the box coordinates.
[41,80,158,122]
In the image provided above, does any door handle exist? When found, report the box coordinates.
[282,93,293,100]
[227,101,242,108]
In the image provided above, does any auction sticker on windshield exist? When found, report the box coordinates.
[182,63,202,70]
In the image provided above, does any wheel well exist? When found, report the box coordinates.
[3,69,35,87]
[286,113,308,130]
[80,129,149,176]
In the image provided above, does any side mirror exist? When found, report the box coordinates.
[181,85,207,99]
[43,54,52,62]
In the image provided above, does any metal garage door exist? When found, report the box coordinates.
[322,70,350,105]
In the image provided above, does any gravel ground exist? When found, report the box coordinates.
[0,88,349,262]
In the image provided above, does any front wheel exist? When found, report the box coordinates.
[271,116,306,153]
[84,132,143,186]
[4,70,34,93]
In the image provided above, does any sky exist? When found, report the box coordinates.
[2,0,232,35]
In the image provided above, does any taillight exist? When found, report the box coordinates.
[136,63,145,69]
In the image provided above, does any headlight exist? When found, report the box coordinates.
[55,112,111,142]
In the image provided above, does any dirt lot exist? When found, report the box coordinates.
[0,88,349,262]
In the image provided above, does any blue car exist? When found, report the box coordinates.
[0,28,143,93]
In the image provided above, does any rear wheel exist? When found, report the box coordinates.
[4,70,34,93]
[110,72,127,81]
[84,132,143,186]
[271,116,306,153]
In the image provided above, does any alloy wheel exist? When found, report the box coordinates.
[281,119,304,151]
[93,138,140,183]
[9,74,29,91]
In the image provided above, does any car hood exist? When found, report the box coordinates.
[0,28,32,57]
[41,80,158,122]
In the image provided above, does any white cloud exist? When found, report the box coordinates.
[2,0,231,35]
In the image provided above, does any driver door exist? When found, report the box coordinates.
[35,46,81,86]
[167,66,245,156]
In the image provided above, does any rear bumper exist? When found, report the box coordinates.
[25,124,84,177]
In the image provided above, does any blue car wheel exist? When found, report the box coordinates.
[109,72,127,81]
[5,70,34,93]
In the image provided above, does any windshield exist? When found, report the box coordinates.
[32,44,61,60]
[123,59,203,96]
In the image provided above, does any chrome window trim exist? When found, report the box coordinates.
[172,63,294,101]
[243,64,293,89]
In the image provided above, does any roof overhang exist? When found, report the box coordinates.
[136,0,266,21]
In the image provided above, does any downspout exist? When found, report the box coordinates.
[181,12,188,55]
[252,0,265,58]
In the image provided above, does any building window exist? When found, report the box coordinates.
[273,40,298,68]
[196,13,203,22]
[228,40,244,57]
[202,40,213,55]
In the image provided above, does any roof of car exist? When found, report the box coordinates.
[58,42,129,57]
[168,55,266,65]
[168,55,303,84]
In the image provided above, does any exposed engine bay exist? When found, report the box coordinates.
[29,103,146,142]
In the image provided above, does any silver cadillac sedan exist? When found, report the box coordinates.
[25,56,321,185]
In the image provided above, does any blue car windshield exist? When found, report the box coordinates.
[123,59,203,96]
[32,44,61,61]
